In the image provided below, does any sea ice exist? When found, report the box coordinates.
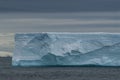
[12,32,120,66]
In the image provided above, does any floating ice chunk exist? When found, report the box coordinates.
[12,32,120,66]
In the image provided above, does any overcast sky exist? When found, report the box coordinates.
[0,0,120,12]
[0,0,120,32]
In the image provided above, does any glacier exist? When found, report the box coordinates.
[12,32,120,66]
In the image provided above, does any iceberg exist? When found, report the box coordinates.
[12,32,120,66]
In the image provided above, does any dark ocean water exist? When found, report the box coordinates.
[0,57,120,80]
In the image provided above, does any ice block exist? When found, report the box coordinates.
[12,32,120,66]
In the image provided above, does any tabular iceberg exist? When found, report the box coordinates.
[12,32,120,66]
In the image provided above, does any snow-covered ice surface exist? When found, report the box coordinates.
[12,32,120,66]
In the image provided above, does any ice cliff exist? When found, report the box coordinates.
[12,32,120,66]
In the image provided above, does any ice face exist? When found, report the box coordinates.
[12,32,120,66]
